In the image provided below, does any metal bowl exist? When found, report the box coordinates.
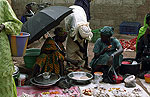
[30,78,53,89]
[67,71,93,84]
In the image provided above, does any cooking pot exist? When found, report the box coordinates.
[119,58,140,76]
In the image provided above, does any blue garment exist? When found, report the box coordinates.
[21,16,27,24]
[89,37,123,69]
[74,0,91,21]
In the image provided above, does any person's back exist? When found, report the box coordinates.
[65,5,93,71]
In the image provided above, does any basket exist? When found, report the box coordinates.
[23,48,41,69]
[91,28,102,43]
[119,21,141,34]
[8,32,30,57]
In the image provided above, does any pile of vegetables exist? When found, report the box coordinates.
[119,37,137,51]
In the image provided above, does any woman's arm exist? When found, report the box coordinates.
[111,45,123,57]
[107,39,123,65]
[2,0,22,35]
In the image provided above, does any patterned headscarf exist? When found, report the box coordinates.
[41,37,57,52]
[100,26,114,37]
[74,0,91,21]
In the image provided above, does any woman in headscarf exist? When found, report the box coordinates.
[136,13,150,76]
[136,13,150,51]
[90,26,123,76]
[32,37,65,77]
[32,27,79,76]
[0,0,23,96]
[53,27,67,54]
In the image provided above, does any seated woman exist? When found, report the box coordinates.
[89,26,123,79]
[32,37,65,77]
[136,13,150,75]
[32,27,79,77]
[32,27,67,77]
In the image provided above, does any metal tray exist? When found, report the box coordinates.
[33,73,60,85]
[30,78,55,89]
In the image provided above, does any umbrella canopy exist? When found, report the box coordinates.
[21,6,72,44]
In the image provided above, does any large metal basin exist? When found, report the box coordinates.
[67,71,93,85]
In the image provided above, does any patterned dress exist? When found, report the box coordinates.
[0,0,22,97]
[35,37,64,75]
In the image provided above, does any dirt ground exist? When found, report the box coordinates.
[12,33,137,72]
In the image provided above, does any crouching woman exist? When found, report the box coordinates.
[90,26,123,78]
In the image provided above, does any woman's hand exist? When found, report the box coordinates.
[94,45,112,59]
[101,45,112,54]
[0,24,5,32]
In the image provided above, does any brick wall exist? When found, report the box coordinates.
[11,0,149,33]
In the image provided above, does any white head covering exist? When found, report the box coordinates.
[78,23,93,40]
[65,5,93,41]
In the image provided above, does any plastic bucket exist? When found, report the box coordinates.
[144,74,150,83]
[23,48,41,69]
[8,32,30,57]
[91,28,103,43]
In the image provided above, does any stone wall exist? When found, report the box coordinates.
[12,0,150,33]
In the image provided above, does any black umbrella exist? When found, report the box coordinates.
[21,6,72,44]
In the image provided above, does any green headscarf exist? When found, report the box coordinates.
[100,26,114,37]
[136,13,150,52]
